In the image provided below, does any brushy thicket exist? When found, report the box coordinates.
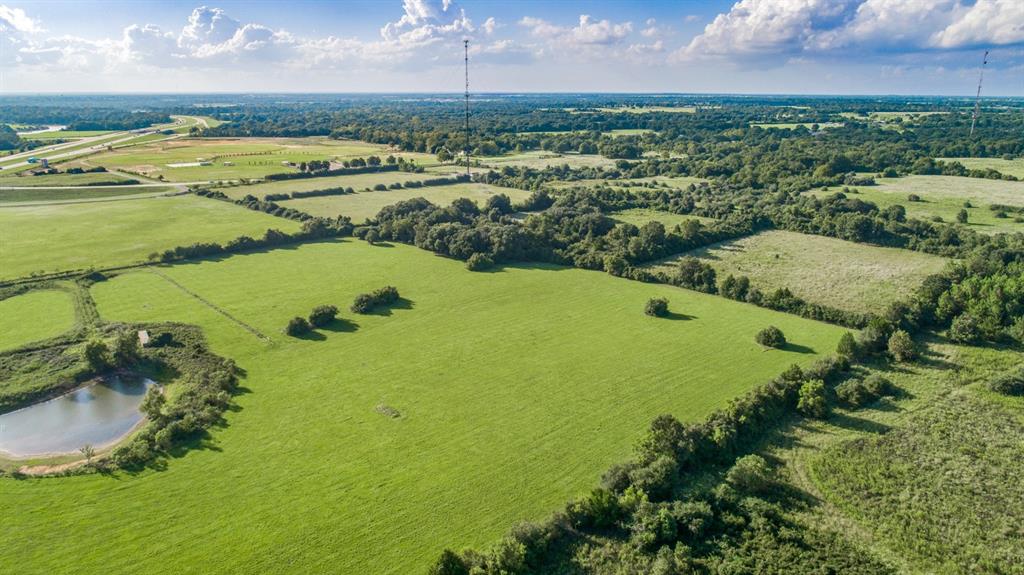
[811,392,1024,573]
[109,323,240,470]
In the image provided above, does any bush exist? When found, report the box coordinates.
[466,252,494,271]
[429,550,469,575]
[82,338,111,371]
[351,286,400,314]
[308,305,338,328]
[989,369,1024,396]
[836,332,858,358]
[755,326,786,348]
[645,297,669,317]
[835,374,894,408]
[948,314,982,344]
[887,329,916,361]
[797,379,828,418]
[285,317,311,336]
[907,193,921,202]
[726,454,775,493]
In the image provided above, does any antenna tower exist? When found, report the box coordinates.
[464,39,471,176]
[969,50,989,137]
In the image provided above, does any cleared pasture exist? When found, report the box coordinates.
[279,182,531,221]
[214,169,461,200]
[0,171,135,187]
[0,195,300,279]
[810,175,1024,234]
[19,130,113,141]
[547,175,706,191]
[750,122,844,130]
[937,157,1024,179]
[87,138,418,182]
[478,150,617,170]
[0,290,75,351]
[0,186,176,204]
[610,209,716,229]
[0,239,845,574]
[650,230,948,315]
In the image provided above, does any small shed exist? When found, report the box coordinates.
[137,330,150,347]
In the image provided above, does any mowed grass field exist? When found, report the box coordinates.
[0,239,846,574]
[280,182,531,221]
[649,230,948,315]
[19,130,114,140]
[547,175,706,191]
[478,150,617,170]
[810,175,1024,234]
[0,186,176,204]
[214,169,461,200]
[938,157,1024,179]
[0,171,135,187]
[0,195,300,279]
[0,290,75,351]
[87,137,431,182]
[610,208,716,229]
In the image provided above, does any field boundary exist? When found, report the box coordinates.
[145,270,273,343]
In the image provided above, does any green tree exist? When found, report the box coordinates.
[726,454,775,493]
[956,208,969,224]
[466,252,494,271]
[140,386,165,421]
[645,297,669,318]
[308,305,338,328]
[755,326,786,349]
[83,339,111,371]
[112,330,140,366]
[285,316,312,336]
[428,550,469,575]
[887,329,916,361]
[836,332,858,358]
[797,379,829,419]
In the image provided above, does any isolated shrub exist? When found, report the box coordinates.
[466,252,494,271]
[862,374,895,397]
[82,339,111,371]
[797,379,828,419]
[372,183,387,191]
[285,316,311,336]
[887,329,916,361]
[308,305,338,328]
[956,209,969,223]
[948,314,982,344]
[989,369,1024,396]
[836,332,858,358]
[645,297,669,317]
[374,286,399,304]
[755,326,786,348]
[907,193,921,202]
[350,294,376,314]
[726,454,775,493]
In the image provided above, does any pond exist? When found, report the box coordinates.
[0,375,156,458]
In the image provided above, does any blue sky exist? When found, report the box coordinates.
[1,0,1022,95]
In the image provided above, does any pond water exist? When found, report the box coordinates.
[0,376,156,458]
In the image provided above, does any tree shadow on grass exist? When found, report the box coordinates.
[321,318,359,333]
[295,330,326,342]
[366,297,414,317]
[782,342,816,354]
[664,311,695,321]
[367,241,395,248]
[828,411,891,435]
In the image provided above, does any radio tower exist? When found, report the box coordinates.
[464,39,471,176]
[969,50,989,137]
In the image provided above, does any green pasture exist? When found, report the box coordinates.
[87,138,399,182]
[649,230,948,315]
[750,122,844,130]
[280,182,531,221]
[810,175,1024,233]
[546,175,706,191]
[610,209,716,229]
[0,186,175,204]
[478,150,617,170]
[0,195,300,279]
[937,157,1024,179]
[0,171,135,187]
[19,130,113,141]
[606,129,654,137]
[215,170,461,200]
[0,290,75,351]
[0,238,845,574]
[589,106,697,114]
